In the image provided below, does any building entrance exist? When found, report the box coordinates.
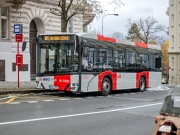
[30,20,37,79]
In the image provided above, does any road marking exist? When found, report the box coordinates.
[42,100,55,102]
[122,94,128,95]
[58,98,70,100]
[9,102,20,104]
[0,102,162,126]
[0,96,16,101]
[5,98,16,104]
[26,101,38,103]
[109,97,153,102]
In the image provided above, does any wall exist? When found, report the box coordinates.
[0,42,30,81]
[168,0,180,84]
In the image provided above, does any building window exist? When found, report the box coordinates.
[171,57,174,70]
[1,7,8,39]
[171,0,174,6]
[172,35,174,48]
[171,14,174,27]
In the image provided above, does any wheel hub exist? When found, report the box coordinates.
[103,82,109,92]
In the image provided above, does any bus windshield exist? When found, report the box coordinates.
[37,42,79,75]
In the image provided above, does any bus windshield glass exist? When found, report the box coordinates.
[37,35,79,75]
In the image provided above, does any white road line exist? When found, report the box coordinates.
[114,94,121,96]
[42,100,55,102]
[58,98,70,100]
[9,102,20,104]
[122,94,128,95]
[109,97,153,102]
[0,102,162,126]
[26,101,38,103]
[0,96,16,101]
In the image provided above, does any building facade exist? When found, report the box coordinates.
[167,0,180,84]
[0,0,95,81]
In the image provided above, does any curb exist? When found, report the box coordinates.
[0,89,59,95]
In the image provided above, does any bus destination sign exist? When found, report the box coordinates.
[44,36,69,41]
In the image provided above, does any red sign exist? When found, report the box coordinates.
[15,34,23,42]
[16,54,23,66]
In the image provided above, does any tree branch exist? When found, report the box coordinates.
[66,11,77,22]
[66,0,73,13]
[50,8,62,16]
[58,0,62,8]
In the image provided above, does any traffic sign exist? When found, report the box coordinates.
[15,34,23,42]
[16,54,23,66]
[14,24,23,34]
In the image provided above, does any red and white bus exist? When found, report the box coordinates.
[35,33,162,96]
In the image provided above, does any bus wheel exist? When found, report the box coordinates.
[101,78,111,96]
[138,77,146,92]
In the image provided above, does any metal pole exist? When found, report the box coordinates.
[102,16,104,35]
[17,42,20,88]
[102,14,118,35]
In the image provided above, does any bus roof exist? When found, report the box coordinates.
[39,33,161,54]
[77,33,161,50]
[77,33,161,54]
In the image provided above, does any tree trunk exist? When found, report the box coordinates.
[61,17,67,32]
[61,0,68,32]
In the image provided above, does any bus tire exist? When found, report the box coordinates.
[138,77,146,92]
[101,77,111,96]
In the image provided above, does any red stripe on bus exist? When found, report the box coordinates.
[136,72,149,89]
[144,71,149,88]
[104,37,116,43]
[135,42,148,48]
[97,35,105,41]
[98,70,113,91]
[112,73,117,90]
[97,35,116,43]
[54,75,71,91]
[98,74,102,91]
[136,73,140,88]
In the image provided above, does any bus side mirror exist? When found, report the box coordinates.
[22,41,27,51]
[155,57,161,68]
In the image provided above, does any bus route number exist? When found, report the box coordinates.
[44,36,69,41]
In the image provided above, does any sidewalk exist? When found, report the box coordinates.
[0,81,53,95]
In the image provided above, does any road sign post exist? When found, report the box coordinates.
[14,24,23,88]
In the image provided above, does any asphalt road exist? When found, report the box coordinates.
[0,89,170,135]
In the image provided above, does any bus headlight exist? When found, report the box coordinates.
[70,83,79,87]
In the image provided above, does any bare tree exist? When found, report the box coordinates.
[126,16,165,44]
[109,31,124,40]
[50,0,124,32]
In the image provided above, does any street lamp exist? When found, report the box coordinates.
[102,14,118,35]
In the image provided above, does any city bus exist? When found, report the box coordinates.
[35,33,162,96]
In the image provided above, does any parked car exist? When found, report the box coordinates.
[152,85,180,135]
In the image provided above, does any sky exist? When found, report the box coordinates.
[89,0,169,39]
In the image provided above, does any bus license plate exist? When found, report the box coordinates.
[159,125,171,133]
